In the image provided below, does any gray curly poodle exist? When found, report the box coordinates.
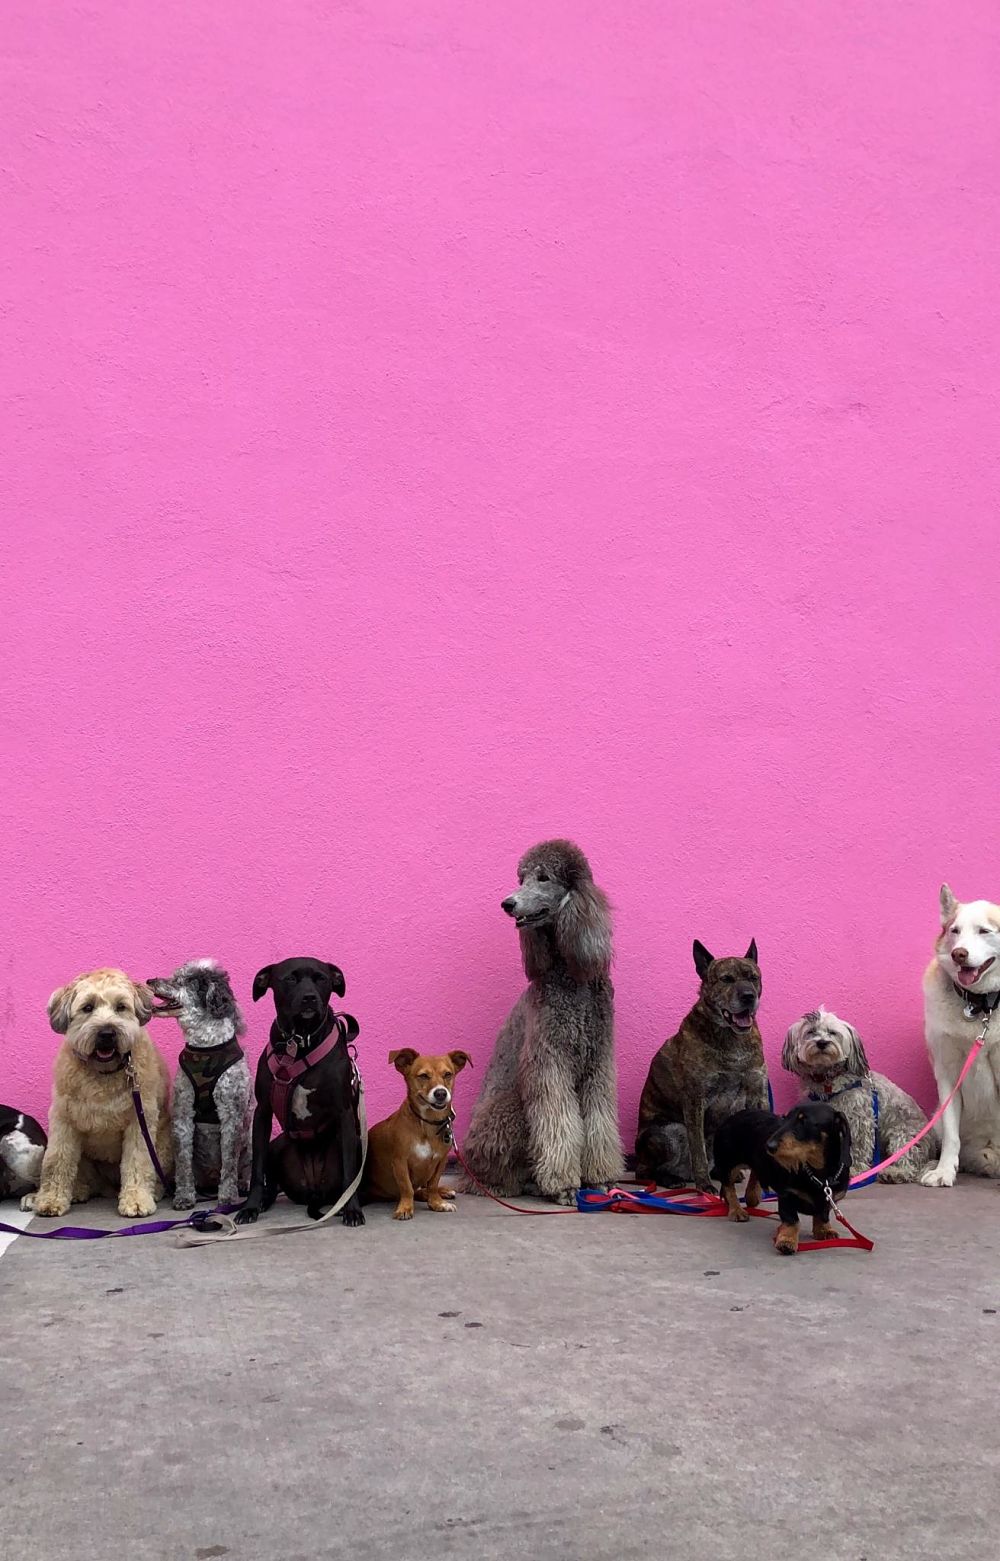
[458,840,625,1204]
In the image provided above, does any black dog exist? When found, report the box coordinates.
[711,1102,852,1255]
[235,958,365,1227]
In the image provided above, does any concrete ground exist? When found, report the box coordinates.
[2,1180,998,1561]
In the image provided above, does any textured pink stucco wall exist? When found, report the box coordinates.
[2,2,999,1141]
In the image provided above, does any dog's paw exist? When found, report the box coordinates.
[19,1191,37,1213]
[877,1165,913,1185]
[728,1207,750,1223]
[172,1192,196,1211]
[439,1187,456,1199]
[550,1186,580,1207]
[234,1205,260,1225]
[118,1191,157,1219]
[393,1206,414,1221]
[921,1162,957,1188]
[428,1199,456,1213]
[695,1178,716,1198]
[343,1206,366,1227]
[30,1192,71,1218]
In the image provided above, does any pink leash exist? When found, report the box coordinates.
[847,1031,984,1188]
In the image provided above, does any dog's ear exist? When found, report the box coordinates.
[555,879,612,982]
[252,966,273,1002]
[203,975,230,1022]
[745,938,758,965]
[336,1012,360,1045]
[781,1018,804,1075]
[47,981,77,1034]
[448,1050,472,1073]
[692,941,714,979]
[131,981,154,1026]
[940,884,958,925]
[389,1047,418,1074]
[325,964,346,998]
[843,1023,870,1076]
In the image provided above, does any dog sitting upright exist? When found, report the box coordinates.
[783,1006,935,1182]
[236,958,365,1227]
[364,1049,471,1219]
[148,961,253,1209]
[636,939,767,1193]
[23,969,172,1218]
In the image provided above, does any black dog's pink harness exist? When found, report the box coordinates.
[266,1016,357,1138]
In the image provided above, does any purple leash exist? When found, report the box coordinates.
[0,1052,236,1242]
[0,1208,235,1241]
[125,1052,173,1192]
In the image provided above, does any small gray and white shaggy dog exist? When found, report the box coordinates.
[148,960,253,1209]
[458,840,625,1204]
[782,1007,937,1182]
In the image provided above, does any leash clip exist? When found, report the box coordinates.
[976,1013,993,1043]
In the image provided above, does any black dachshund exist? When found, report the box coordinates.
[235,958,365,1227]
[711,1102,852,1255]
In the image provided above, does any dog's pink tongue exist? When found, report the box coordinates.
[958,965,982,988]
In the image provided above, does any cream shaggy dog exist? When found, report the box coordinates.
[782,1007,935,1182]
[922,885,1000,1187]
[22,968,173,1218]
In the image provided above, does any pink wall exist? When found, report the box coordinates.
[3,1,999,1142]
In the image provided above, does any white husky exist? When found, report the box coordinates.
[921,884,1000,1187]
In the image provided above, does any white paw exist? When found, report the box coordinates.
[19,1192,36,1212]
[119,1191,157,1218]
[921,1162,958,1188]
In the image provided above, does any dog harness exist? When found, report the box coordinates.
[807,1078,881,1179]
[179,1038,246,1126]
[266,1016,357,1138]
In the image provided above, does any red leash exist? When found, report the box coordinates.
[596,1181,873,1252]
[451,1145,872,1250]
[450,1140,579,1214]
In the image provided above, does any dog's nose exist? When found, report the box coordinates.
[430,1087,450,1105]
[96,1026,117,1041]
[501,897,517,915]
[815,1038,831,1051]
[952,947,970,966]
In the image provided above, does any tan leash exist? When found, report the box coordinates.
[176,1081,368,1248]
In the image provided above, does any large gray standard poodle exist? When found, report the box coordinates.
[458,839,625,1204]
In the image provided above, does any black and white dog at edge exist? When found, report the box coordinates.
[148,960,253,1209]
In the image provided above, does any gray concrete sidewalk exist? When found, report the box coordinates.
[1,1181,997,1561]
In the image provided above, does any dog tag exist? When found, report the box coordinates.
[964,1001,979,1020]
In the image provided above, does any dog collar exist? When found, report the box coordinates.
[807,1079,865,1101]
[407,1100,455,1144]
[952,984,1000,1020]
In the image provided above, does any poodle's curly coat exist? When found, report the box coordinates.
[458,840,625,1203]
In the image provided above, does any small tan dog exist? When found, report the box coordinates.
[23,969,173,1219]
[364,1049,471,1220]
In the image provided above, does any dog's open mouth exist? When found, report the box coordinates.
[956,957,996,989]
[725,1010,756,1031]
[92,1039,120,1062]
[514,910,550,929]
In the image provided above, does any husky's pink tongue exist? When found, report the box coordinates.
[958,959,994,988]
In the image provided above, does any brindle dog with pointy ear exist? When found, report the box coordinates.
[635,939,768,1194]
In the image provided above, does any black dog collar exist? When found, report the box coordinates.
[952,984,1000,1018]
[408,1100,455,1145]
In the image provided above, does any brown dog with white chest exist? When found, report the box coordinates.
[364,1050,471,1219]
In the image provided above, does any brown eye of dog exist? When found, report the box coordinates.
[537,871,549,882]
[115,1002,128,1014]
[80,1002,94,1014]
